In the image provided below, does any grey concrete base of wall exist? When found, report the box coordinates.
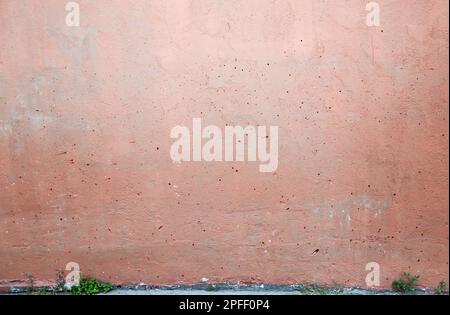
[2,283,443,295]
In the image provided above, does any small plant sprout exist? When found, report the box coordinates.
[436,281,448,294]
[392,272,420,294]
[70,275,114,295]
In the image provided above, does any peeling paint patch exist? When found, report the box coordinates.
[311,194,390,227]
[0,121,12,136]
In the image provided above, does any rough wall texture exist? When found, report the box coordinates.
[0,0,448,289]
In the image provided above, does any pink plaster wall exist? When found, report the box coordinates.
[0,0,448,289]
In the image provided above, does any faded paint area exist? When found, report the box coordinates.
[0,0,448,289]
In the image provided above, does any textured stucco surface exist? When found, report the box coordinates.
[0,0,448,289]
